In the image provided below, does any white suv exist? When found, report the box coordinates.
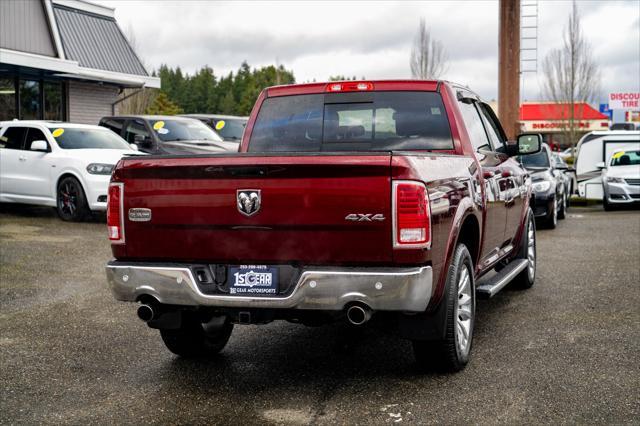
[0,121,142,221]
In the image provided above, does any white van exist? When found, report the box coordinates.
[574,130,640,200]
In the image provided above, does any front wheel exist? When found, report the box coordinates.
[160,315,233,357]
[56,176,90,222]
[413,244,475,372]
[603,197,615,211]
[543,198,557,229]
[512,208,536,289]
[558,193,567,220]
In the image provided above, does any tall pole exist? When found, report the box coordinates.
[498,0,521,140]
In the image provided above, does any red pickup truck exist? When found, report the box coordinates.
[105,80,542,372]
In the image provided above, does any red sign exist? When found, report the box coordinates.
[609,92,640,110]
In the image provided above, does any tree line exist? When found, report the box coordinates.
[151,62,295,116]
[122,62,369,116]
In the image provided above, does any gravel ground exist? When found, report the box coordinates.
[1,204,639,425]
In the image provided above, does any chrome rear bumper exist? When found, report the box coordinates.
[105,262,432,312]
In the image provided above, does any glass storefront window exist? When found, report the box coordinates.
[0,78,17,120]
[19,79,40,120]
[44,82,63,120]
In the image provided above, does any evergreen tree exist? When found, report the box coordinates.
[145,91,183,115]
[150,62,296,116]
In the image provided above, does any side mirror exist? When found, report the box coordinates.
[129,143,138,151]
[515,133,542,156]
[596,162,606,170]
[30,140,49,152]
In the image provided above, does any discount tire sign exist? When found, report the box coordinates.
[609,92,640,110]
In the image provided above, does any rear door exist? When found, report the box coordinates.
[16,127,53,200]
[0,126,27,198]
[121,154,393,264]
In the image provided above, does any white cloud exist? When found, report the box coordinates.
[101,0,639,103]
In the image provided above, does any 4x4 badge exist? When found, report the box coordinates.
[237,189,261,216]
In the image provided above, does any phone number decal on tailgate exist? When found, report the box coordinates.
[229,265,279,295]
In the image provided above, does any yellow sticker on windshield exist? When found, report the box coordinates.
[153,121,165,130]
[215,120,226,130]
[612,151,625,159]
[52,128,64,137]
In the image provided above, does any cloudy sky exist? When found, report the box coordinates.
[100,0,639,103]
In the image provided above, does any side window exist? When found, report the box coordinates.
[477,104,504,150]
[101,118,124,136]
[24,128,49,151]
[458,101,490,152]
[124,120,151,145]
[0,127,27,150]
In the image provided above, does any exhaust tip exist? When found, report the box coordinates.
[137,304,155,322]
[346,304,371,326]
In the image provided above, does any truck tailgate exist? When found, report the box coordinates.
[117,154,392,264]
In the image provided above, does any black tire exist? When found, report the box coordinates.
[512,208,536,289]
[603,197,614,211]
[413,244,475,373]
[56,176,90,222]
[160,315,233,357]
[558,192,567,220]
[543,197,557,229]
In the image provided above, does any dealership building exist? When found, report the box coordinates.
[519,102,609,148]
[0,0,160,124]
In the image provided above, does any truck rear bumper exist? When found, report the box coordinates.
[105,262,432,312]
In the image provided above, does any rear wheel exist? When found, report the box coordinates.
[160,315,233,357]
[512,208,536,289]
[413,244,475,372]
[56,176,90,222]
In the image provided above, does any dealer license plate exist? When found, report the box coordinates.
[228,265,279,295]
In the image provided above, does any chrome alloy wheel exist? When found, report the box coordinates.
[527,218,536,280]
[456,265,473,356]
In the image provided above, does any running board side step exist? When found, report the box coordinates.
[476,259,528,298]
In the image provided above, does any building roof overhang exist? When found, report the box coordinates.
[0,48,160,88]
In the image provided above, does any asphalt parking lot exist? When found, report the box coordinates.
[1,204,639,424]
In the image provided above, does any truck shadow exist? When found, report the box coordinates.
[160,290,519,392]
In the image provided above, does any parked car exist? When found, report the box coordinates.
[0,121,142,221]
[518,143,568,228]
[99,115,238,155]
[105,80,544,372]
[552,152,573,199]
[610,122,636,131]
[181,114,248,143]
[599,149,640,210]
[558,147,574,160]
[574,130,640,200]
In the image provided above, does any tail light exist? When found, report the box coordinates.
[392,180,431,249]
[326,81,374,92]
[107,182,125,244]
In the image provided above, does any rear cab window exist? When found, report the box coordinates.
[248,91,453,152]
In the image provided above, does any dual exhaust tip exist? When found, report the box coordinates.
[137,304,156,322]
[346,304,372,326]
[137,302,372,326]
